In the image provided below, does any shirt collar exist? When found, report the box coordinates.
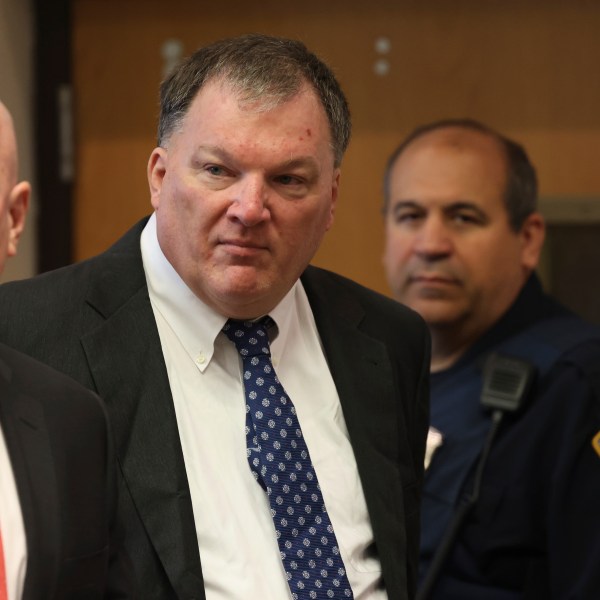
[140,212,302,370]
[141,213,227,372]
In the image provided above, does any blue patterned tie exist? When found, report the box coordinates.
[223,318,354,599]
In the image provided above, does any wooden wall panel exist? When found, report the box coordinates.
[73,0,600,296]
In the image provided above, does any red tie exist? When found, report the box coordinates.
[0,529,8,600]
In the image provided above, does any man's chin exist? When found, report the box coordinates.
[210,268,285,315]
[403,296,464,328]
[219,271,268,299]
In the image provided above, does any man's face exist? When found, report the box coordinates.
[0,105,29,275]
[148,79,339,319]
[383,128,541,339]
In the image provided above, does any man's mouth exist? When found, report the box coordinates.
[218,239,268,257]
[409,273,459,286]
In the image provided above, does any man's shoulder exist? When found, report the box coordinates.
[302,264,425,324]
[462,277,600,378]
[549,316,600,379]
[501,309,600,375]
[0,218,148,310]
[301,266,430,365]
[476,306,600,419]
[0,342,105,420]
[1,253,97,302]
[0,218,150,368]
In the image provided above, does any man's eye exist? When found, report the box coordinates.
[275,175,302,185]
[395,212,422,224]
[205,165,226,176]
[452,213,479,224]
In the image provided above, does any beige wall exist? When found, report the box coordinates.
[3,1,598,293]
[72,0,600,297]
[0,0,36,282]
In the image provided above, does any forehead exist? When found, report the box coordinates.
[390,128,507,207]
[166,78,337,172]
[181,78,330,139]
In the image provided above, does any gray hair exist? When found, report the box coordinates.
[158,34,351,167]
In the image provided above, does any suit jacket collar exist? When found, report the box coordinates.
[0,350,60,599]
[80,218,204,596]
[301,266,407,597]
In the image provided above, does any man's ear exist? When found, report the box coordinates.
[519,211,546,272]
[148,147,167,210]
[7,180,30,257]
[325,168,340,232]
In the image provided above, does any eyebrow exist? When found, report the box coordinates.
[391,200,423,215]
[194,145,321,175]
[192,145,235,164]
[391,200,489,220]
[278,156,321,171]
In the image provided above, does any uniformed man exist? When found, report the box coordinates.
[382,118,600,599]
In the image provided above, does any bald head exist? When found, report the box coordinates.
[0,102,19,191]
[0,101,30,274]
[383,118,538,232]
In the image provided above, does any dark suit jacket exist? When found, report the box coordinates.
[0,343,133,599]
[0,218,430,600]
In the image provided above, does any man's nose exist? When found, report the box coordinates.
[227,176,270,226]
[413,216,453,259]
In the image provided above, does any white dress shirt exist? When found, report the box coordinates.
[141,213,387,599]
[0,421,27,600]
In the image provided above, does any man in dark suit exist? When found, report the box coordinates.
[382,119,600,598]
[0,101,133,598]
[0,36,430,600]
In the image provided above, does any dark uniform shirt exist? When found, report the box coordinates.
[420,275,600,599]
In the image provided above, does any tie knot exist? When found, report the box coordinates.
[223,318,272,357]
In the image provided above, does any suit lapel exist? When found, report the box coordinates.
[0,356,60,599]
[301,267,408,598]
[79,224,203,596]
